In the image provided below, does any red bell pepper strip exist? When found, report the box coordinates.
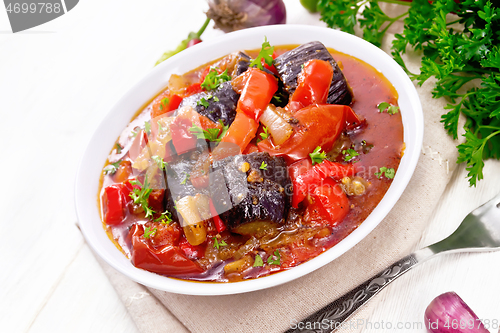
[236,68,278,121]
[292,160,356,208]
[290,59,333,108]
[219,111,259,153]
[129,224,203,276]
[209,199,226,233]
[258,104,348,162]
[102,184,126,225]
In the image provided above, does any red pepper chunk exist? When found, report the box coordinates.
[102,184,125,225]
[306,178,350,227]
[258,104,348,162]
[290,59,333,108]
[209,199,226,233]
[292,160,356,208]
[237,68,278,121]
[129,224,203,276]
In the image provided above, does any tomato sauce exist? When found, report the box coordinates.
[98,44,404,282]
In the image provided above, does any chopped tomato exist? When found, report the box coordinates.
[258,104,348,162]
[305,179,349,227]
[180,82,202,98]
[219,111,259,152]
[102,185,126,225]
[129,224,203,276]
[151,92,182,119]
[290,59,333,108]
[236,68,278,121]
[292,160,356,208]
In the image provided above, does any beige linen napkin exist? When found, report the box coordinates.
[96,29,462,332]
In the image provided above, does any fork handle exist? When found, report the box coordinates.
[286,253,425,333]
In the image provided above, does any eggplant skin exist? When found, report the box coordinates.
[178,81,238,126]
[210,152,292,231]
[273,41,352,106]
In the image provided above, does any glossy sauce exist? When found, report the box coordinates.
[98,45,404,282]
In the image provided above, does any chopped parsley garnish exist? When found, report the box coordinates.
[272,95,282,104]
[197,97,210,108]
[189,122,229,142]
[258,127,270,143]
[267,250,281,265]
[309,146,327,165]
[342,148,360,162]
[259,161,268,170]
[115,143,122,154]
[130,129,138,138]
[129,176,155,218]
[103,161,120,175]
[249,37,274,70]
[144,121,151,135]
[375,166,395,179]
[213,96,219,102]
[157,121,165,132]
[152,155,167,170]
[253,254,264,267]
[377,102,400,115]
[180,172,190,185]
[213,237,228,250]
[159,97,170,111]
[201,68,231,90]
[143,226,157,239]
[155,210,172,224]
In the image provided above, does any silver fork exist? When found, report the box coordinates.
[286,192,500,333]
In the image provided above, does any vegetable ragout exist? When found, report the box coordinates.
[99,40,404,282]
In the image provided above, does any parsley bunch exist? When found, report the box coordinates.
[318,0,500,186]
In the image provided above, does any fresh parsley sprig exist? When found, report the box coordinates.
[318,0,500,186]
[213,237,228,250]
[375,166,396,179]
[103,161,120,175]
[129,176,155,218]
[342,148,360,162]
[189,121,229,142]
[267,250,281,265]
[249,37,274,70]
[309,146,327,165]
[201,68,231,90]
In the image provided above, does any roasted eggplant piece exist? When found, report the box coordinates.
[210,152,292,231]
[273,41,352,105]
[178,81,238,126]
[233,52,251,76]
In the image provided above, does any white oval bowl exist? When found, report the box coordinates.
[75,24,423,295]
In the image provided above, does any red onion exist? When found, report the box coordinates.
[424,292,489,333]
[206,0,287,33]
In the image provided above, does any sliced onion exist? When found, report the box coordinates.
[424,292,488,333]
[206,0,286,33]
[176,196,208,246]
[260,104,293,145]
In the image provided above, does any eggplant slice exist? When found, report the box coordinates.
[273,41,352,106]
[209,152,292,231]
[178,81,238,126]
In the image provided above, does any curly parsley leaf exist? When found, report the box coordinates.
[129,176,155,218]
[253,254,264,267]
[201,68,231,91]
[213,237,228,250]
[189,122,228,142]
[257,127,270,143]
[309,146,327,165]
[377,102,400,115]
[267,250,281,265]
[180,172,190,185]
[104,161,120,175]
[154,210,172,225]
[249,37,274,70]
[342,148,360,162]
[375,166,396,179]
[259,161,268,170]
[143,226,157,239]
[152,155,167,170]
